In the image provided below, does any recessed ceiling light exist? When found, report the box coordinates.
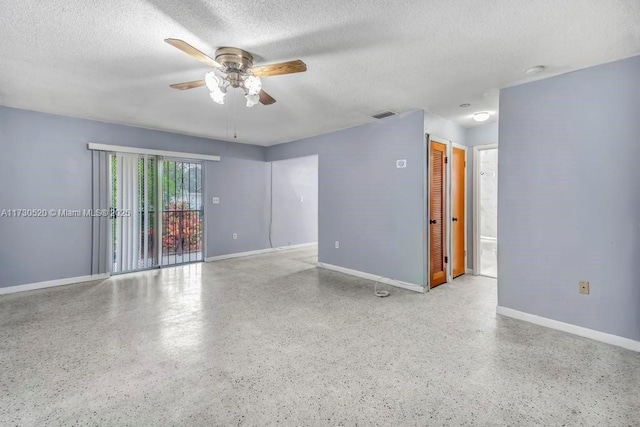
[525,65,546,76]
[459,103,471,108]
[473,112,491,122]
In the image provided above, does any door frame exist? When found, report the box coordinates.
[472,143,498,276]
[425,135,466,289]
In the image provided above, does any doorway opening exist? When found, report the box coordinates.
[473,144,498,278]
[269,155,319,264]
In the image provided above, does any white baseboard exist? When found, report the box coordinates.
[205,242,317,262]
[317,262,425,293]
[206,248,275,262]
[497,306,640,352]
[0,274,110,295]
[466,268,474,274]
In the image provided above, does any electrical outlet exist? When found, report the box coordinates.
[232,233,238,240]
[212,197,220,204]
[335,241,339,249]
[579,281,589,294]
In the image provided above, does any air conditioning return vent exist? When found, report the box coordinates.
[371,111,397,120]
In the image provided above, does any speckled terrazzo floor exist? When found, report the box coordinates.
[1,246,639,426]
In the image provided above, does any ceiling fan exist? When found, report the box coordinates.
[165,39,307,107]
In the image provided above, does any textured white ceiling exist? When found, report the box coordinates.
[1,0,638,145]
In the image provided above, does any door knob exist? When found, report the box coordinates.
[430,219,437,224]
[452,217,458,222]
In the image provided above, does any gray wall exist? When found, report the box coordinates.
[498,55,640,341]
[206,158,271,257]
[267,111,426,286]
[0,106,269,288]
[271,156,318,248]
[464,122,499,270]
[424,112,466,144]
[465,122,499,148]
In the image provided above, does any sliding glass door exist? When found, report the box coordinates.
[109,155,203,274]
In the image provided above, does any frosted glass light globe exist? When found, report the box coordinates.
[245,93,259,107]
[244,76,262,95]
[205,71,220,92]
[210,89,225,105]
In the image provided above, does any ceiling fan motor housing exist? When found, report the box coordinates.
[215,47,254,87]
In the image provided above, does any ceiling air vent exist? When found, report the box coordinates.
[371,111,396,120]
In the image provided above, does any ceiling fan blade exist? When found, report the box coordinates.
[165,38,221,68]
[252,60,307,77]
[259,90,276,105]
[169,80,206,90]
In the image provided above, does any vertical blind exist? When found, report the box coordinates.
[114,153,140,273]
[91,151,110,275]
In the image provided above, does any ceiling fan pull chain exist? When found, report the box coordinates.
[233,91,238,139]
[225,98,229,140]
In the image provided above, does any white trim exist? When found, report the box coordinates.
[88,143,221,162]
[472,143,498,275]
[206,248,275,261]
[496,306,640,352]
[317,262,425,293]
[445,141,452,283]
[0,274,110,295]
[205,242,317,262]
[281,242,318,250]
[423,134,430,289]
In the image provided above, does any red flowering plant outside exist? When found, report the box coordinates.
[161,202,203,255]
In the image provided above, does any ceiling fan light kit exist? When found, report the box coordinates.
[165,39,307,107]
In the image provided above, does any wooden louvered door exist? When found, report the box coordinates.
[429,141,447,287]
[452,147,466,278]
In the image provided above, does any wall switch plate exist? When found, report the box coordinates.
[232,233,237,240]
[396,159,407,168]
[212,197,220,204]
[335,241,339,249]
[579,281,589,294]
